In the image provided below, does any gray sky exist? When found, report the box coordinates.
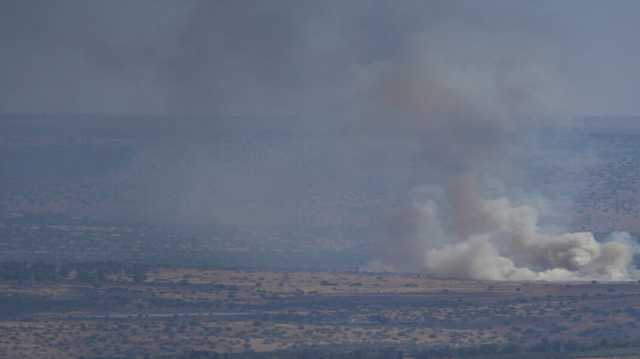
[1,0,640,116]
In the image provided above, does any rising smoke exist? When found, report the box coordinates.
[365,26,637,281]
[1,1,639,280]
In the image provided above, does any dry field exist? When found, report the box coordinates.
[2,268,640,358]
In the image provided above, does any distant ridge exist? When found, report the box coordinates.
[582,116,640,134]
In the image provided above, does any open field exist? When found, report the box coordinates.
[2,265,640,358]
[3,119,640,358]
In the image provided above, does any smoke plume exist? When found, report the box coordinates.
[366,26,637,281]
[2,1,639,279]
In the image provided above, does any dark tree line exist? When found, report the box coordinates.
[161,339,640,359]
[175,348,403,359]
[0,261,148,285]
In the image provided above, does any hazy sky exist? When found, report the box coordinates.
[2,2,638,279]
[1,0,640,116]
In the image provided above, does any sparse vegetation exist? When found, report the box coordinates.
[1,266,640,358]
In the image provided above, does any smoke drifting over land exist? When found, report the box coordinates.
[2,1,640,279]
[395,184,635,280]
[361,32,637,280]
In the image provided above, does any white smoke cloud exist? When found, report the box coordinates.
[419,189,636,281]
[2,1,636,278]
[365,24,638,281]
